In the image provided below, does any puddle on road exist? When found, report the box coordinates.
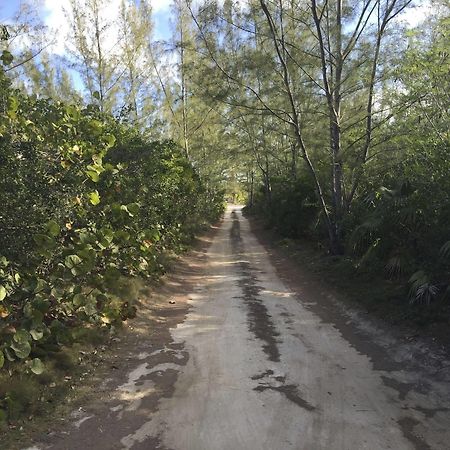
[397,416,432,450]
[254,383,316,411]
[251,369,316,412]
[230,210,281,362]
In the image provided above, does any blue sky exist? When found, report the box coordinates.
[0,0,431,63]
[0,0,173,41]
[0,0,174,94]
[1,0,431,43]
[0,1,20,21]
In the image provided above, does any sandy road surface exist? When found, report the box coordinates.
[23,206,450,450]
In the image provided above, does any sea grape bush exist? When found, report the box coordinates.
[0,69,223,376]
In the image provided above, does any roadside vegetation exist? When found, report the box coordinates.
[242,3,449,325]
[0,0,449,429]
[0,54,223,424]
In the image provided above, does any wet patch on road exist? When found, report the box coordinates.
[254,384,316,411]
[397,416,432,450]
[411,405,450,419]
[381,375,416,401]
[230,210,281,362]
[380,374,431,407]
[251,369,284,383]
[251,369,315,411]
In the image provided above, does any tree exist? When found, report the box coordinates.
[117,0,157,127]
[64,0,122,112]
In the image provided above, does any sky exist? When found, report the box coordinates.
[0,0,433,62]
[0,0,174,45]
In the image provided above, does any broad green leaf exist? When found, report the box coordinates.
[78,230,95,244]
[30,328,44,341]
[103,134,116,147]
[30,358,44,375]
[99,228,114,243]
[0,351,4,369]
[65,254,82,269]
[7,95,18,117]
[65,104,80,120]
[86,170,100,182]
[4,348,15,362]
[146,229,161,242]
[11,340,31,359]
[72,285,82,294]
[92,154,102,165]
[32,297,50,314]
[88,190,101,205]
[46,220,60,237]
[120,205,135,217]
[0,285,6,301]
[87,163,104,174]
[13,329,31,344]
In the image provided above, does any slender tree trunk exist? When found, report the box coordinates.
[179,12,190,159]
[331,0,344,251]
[290,142,297,180]
[128,65,138,123]
[93,0,104,113]
[249,170,254,207]
[264,154,271,205]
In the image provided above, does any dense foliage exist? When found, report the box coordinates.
[0,66,223,385]
[244,7,450,307]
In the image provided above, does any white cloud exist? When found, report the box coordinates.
[43,0,70,54]
[44,0,126,55]
[42,0,173,55]
[151,0,172,13]
[399,0,432,27]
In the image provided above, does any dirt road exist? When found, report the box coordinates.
[23,206,450,450]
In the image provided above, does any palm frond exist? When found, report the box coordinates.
[385,255,405,278]
[413,283,439,305]
[396,206,419,226]
[408,270,439,305]
[440,241,450,259]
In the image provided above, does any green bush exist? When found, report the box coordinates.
[0,69,223,399]
[249,175,320,239]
